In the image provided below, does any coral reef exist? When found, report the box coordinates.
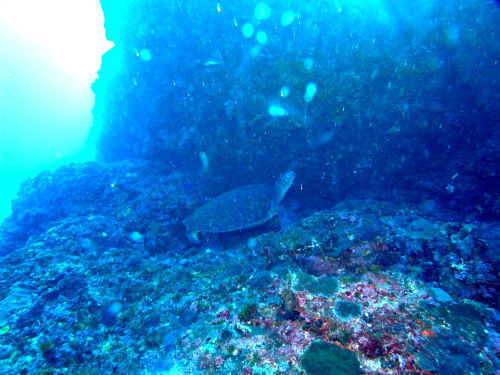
[0,162,499,374]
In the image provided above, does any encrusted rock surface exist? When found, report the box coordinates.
[0,161,498,374]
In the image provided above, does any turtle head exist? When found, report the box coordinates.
[275,170,295,203]
[186,231,200,244]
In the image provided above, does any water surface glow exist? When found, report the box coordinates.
[0,0,113,220]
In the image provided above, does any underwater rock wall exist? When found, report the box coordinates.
[93,0,500,217]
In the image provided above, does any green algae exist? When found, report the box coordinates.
[334,300,362,321]
[291,271,339,297]
[301,341,363,375]
[238,302,258,322]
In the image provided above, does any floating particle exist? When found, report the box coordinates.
[199,151,210,172]
[268,105,287,117]
[242,23,255,38]
[444,24,460,45]
[204,60,221,66]
[281,10,296,26]
[304,57,314,70]
[139,48,152,61]
[101,301,123,326]
[247,237,258,249]
[249,46,261,58]
[256,30,267,44]
[280,86,290,97]
[304,82,317,102]
[129,231,143,243]
[255,3,271,20]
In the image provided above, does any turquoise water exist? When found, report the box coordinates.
[0,0,111,220]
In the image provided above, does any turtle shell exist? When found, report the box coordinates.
[183,184,278,233]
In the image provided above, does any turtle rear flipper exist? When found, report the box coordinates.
[278,206,298,230]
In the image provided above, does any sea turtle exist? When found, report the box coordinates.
[183,171,295,242]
